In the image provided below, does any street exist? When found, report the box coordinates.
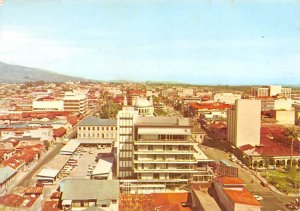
[200,145,297,211]
[15,143,64,188]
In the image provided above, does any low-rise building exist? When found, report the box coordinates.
[270,110,295,125]
[213,93,241,105]
[61,179,119,211]
[214,177,261,211]
[77,116,117,141]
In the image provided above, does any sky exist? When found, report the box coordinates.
[0,0,299,85]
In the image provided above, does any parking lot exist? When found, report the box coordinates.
[61,145,112,179]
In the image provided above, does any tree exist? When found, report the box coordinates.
[263,155,269,169]
[44,140,51,150]
[286,127,299,168]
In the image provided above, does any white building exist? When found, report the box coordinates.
[269,85,282,97]
[32,100,64,111]
[117,107,138,178]
[213,93,241,105]
[134,97,154,116]
[63,92,88,114]
[117,109,212,193]
[77,116,117,140]
[227,99,261,147]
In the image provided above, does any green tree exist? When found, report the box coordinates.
[286,127,299,168]
[44,140,51,150]
[263,155,269,169]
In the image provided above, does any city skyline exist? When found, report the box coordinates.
[0,0,299,85]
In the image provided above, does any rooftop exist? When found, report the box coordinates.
[135,116,190,127]
[224,188,261,207]
[119,192,191,211]
[61,179,119,201]
[78,116,117,126]
[216,177,245,186]
[0,166,17,184]
[189,102,231,110]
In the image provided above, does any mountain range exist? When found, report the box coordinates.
[0,61,88,83]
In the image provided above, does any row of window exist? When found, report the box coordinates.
[77,132,116,138]
[78,126,117,131]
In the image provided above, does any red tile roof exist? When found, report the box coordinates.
[189,102,231,110]
[216,177,244,185]
[42,201,60,211]
[224,188,261,207]
[0,194,24,207]
[24,187,43,195]
[119,193,191,211]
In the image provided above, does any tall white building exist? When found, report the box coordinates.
[117,107,138,178]
[227,99,261,147]
[117,109,211,193]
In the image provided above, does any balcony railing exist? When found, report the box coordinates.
[134,159,197,163]
[134,168,199,173]
[134,150,194,154]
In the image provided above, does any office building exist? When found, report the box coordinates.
[227,99,261,147]
[63,92,88,114]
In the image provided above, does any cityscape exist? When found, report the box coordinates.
[0,1,300,211]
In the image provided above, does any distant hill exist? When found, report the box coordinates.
[0,61,89,83]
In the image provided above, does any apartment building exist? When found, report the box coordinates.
[63,92,88,114]
[227,99,261,147]
[77,116,117,140]
[117,110,210,193]
[253,86,292,98]
[252,87,269,98]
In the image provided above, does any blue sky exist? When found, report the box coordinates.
[0,0,299,85]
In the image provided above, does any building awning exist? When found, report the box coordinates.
[138,128,190,135]
[37,168,59,178]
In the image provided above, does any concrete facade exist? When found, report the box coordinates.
[227,100,261,147]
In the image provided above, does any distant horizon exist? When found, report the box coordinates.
[1,60,299,87]
[0,1,299,85]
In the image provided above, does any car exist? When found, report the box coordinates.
[254,195,263,201]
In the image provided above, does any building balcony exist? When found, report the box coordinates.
[133,159,197,164]
[134,168,199,173]
[134,139,196,146]
[133,150,195,155]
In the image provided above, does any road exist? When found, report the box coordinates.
[200,145,297,211]
[15,143,64,188]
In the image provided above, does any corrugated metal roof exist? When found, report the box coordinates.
[61,179,119,201]
[0,166,17,184]
[78,116,117,126]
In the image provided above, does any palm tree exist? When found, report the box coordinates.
[286,127,299,168]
